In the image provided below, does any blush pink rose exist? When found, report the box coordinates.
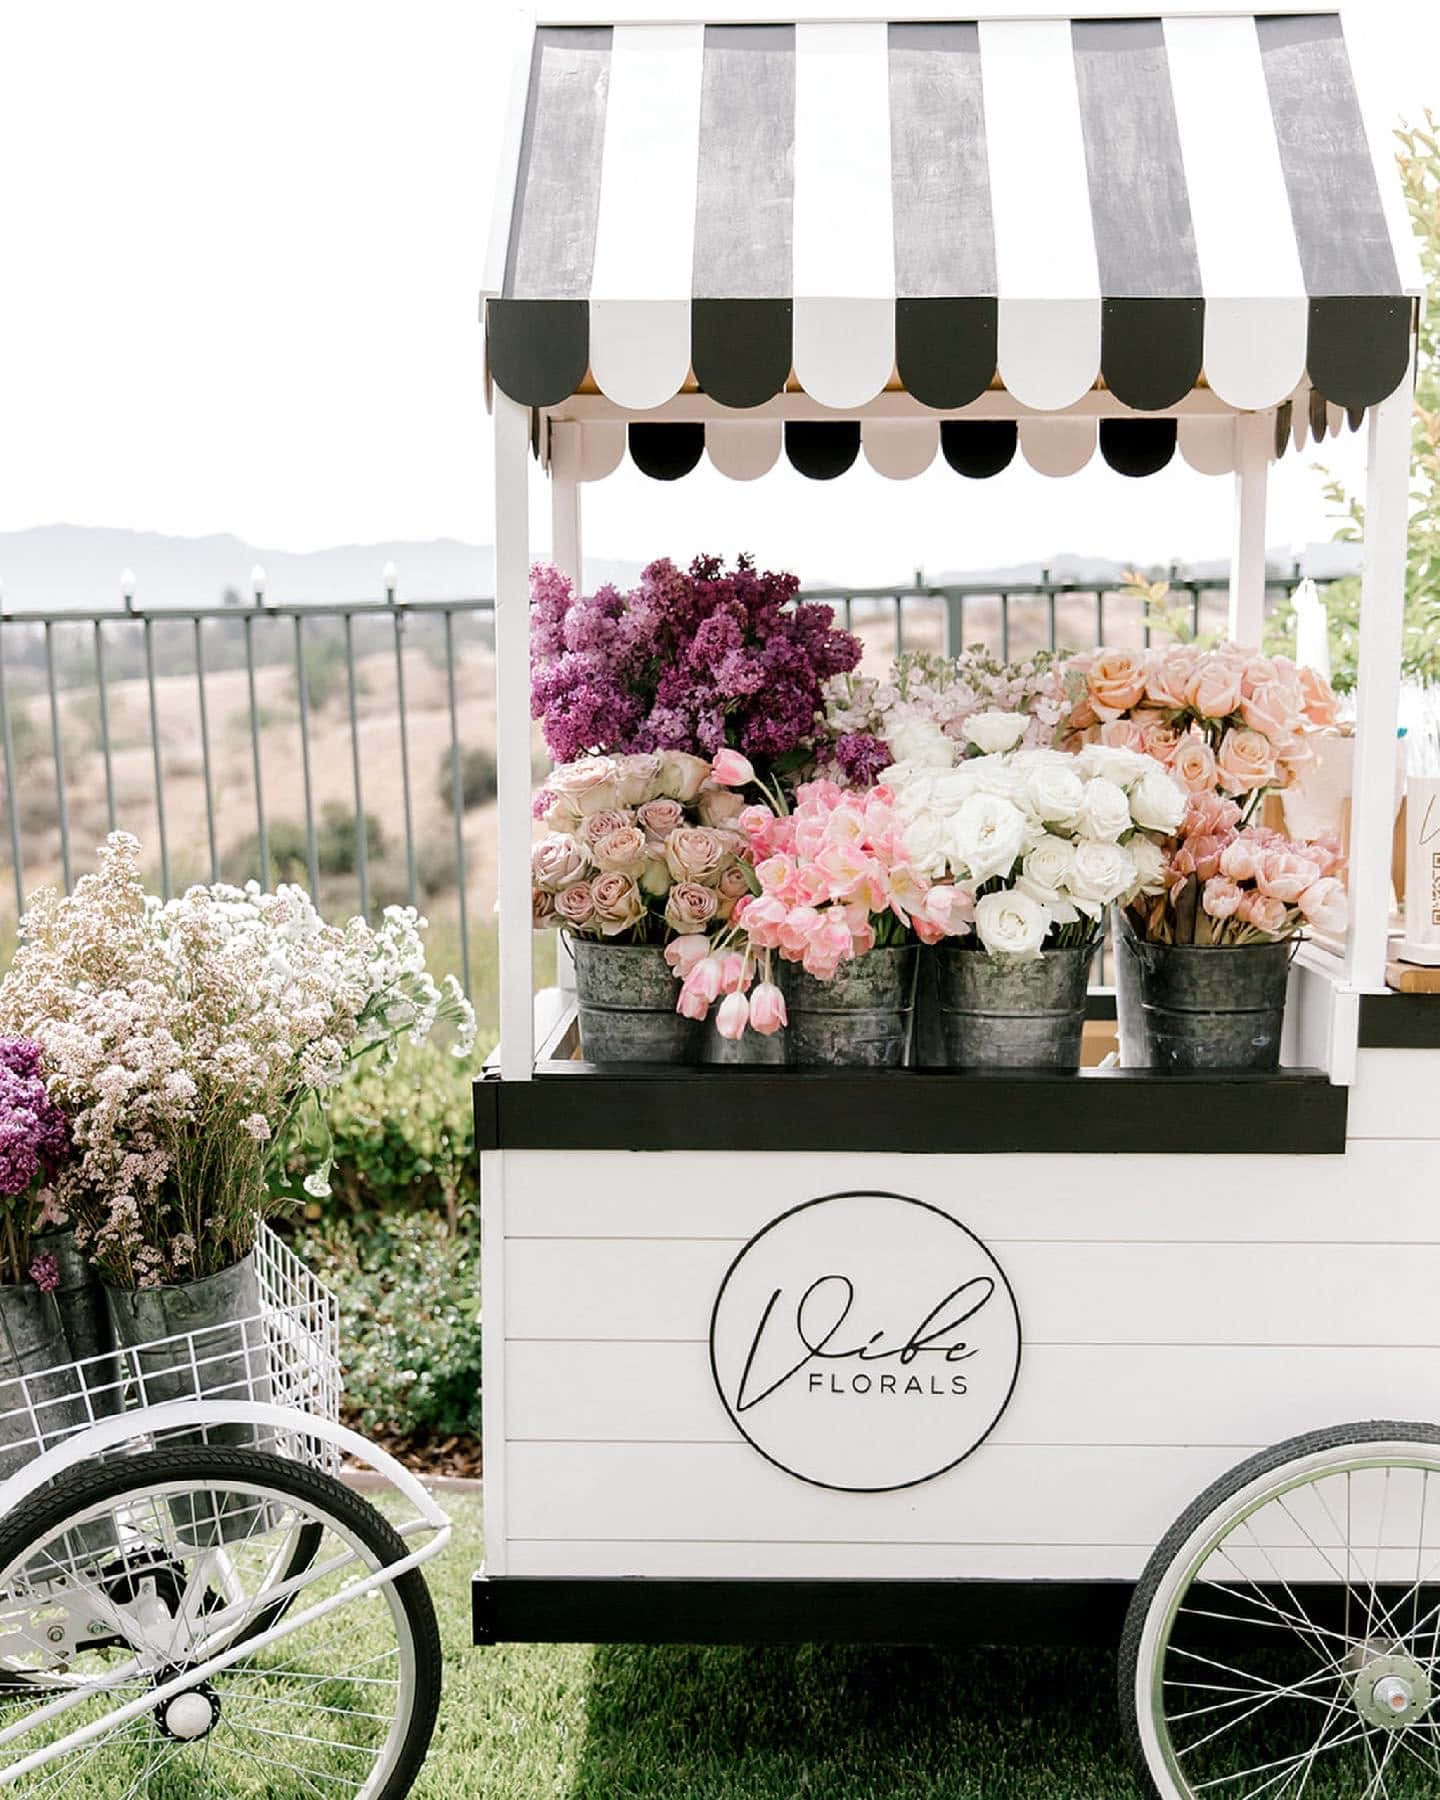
[1186,661,1243,721]
[636,799,686,846]
[590,826,650,878]
[1145,647,1201,710]
[1170,733,1219,795]
[1202,877,1244,920]
[1240,682,1298,744]
[664,827,732,885]
[1099,719,1148,753]
[696,783,747,827]
[554,881,597,929]
[578,809,635,848]
[1256,848,1322,904]
[1087,650,1150,718]
[1298,876,1348,933]
[591,871,647,937]
[532,888,556,928]
[1299,666,1340,729]
[1215,727,1277,795]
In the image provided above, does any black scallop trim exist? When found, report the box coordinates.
[940,420,1016,478]
[1306,296,1412,412]
[1308,386,1329,442]
[486,299,589,409]
[628,423,705,481]
[784,421,860,480]
[1099,418,1176,478]
[895,298,997,409]
[1274,401,1293,459]
[692,299,793,409]
[1100,297,1204,412]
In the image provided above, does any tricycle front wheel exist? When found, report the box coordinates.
[1121,1420,1440,1799]
[0,1444,441,1797]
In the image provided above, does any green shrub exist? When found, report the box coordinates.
[300,1214,482,1440]
[437,744,497,815]
[317,801,386,876]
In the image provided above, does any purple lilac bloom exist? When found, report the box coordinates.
[835,732,893,787]
[0,1038,70,1199]
[27,1251,59,1294]
[529,553,861,769]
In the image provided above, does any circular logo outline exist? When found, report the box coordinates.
[708,1189,1024,1494]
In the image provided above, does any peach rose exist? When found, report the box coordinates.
[1240,682,1298,744]
[1100,719,1149,754]
[1145,647,1201,711]
[1170,732,1219,795]
[1140,721,1183,763]
[1087,650,1149,719]
[664,880,720,935]
[591,871,647,936]
[1256,848,1322,904]
[1299,666,1340,729]
[1215,727,1277,795]
[1186,661,1243,721]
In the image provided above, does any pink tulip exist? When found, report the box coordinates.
[718,952,748,994]
[715,990,750,1039]
[748,982,787,1035]
[1202,877,1244,920]
[1256,848,1321,904]
[687,955,726,1004]
[711,748,756,788]
[665,936,710,976]
[1298,876,1348,934]
[675,980,711,1021]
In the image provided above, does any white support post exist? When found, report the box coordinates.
[549,421,583,1003]
[1345,375,1413,993]
[495,391,535,1079]
[1228,411,1270,646]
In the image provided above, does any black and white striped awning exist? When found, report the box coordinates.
[486,11,1419,427]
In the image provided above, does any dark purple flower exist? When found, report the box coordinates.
[835,732,893,787]
[28,1251,59,1294]
[0,1038,70,1199]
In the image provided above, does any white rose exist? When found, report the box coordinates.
[1075,743,1155,788]
[948,793,1029,885]
[1129,766,1187,835]
[901,811,949,879]
[962,710,1029,756]
[1016,874,1079,924]
[1129,834,1168,896]
[886,714,957,769]
[974,888,1051,958]
[886,766,937,815]
[965,757,1024,802]
[1022,833,1075,893]
[1078,778,1133,843]
[1067,839,1139,916]
[1020,759,1085,828]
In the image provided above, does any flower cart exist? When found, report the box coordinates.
[474,7,1440,1795]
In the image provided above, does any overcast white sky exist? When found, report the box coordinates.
[0,1,1436,585]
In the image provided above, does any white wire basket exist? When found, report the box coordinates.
[0,1224,341,1481]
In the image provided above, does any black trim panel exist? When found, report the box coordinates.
[940,419,1016,479]
[1358,993,1440,1050]
[473,1575,1132,1648]
[692,299,792,408]
[1100,297,1204,412]
[628,423,705,481]
[895,297,997,410]
[784,420,860,480]
[486,299,589,409]
[475,1067,1347,1154]
[1099,417,1177,478]
[1306,295,1414,412]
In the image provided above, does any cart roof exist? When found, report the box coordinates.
[485,8,1419,469]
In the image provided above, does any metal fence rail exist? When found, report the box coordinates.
[0,563,1332,995]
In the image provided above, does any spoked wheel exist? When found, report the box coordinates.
[1122,1421,1440,1799]
[0,1446,441,1798]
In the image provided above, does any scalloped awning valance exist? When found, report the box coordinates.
[485,13,1419,422]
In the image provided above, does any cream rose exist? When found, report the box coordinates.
[1074,743,1156,788]
[1079,778,1133,843]
[962,710,1029,756]
[530,833,592,892]
[664,880,719,934]
[1068,840,1139,914]
[1129,766,1187,835]
[901,811,949,879]
[1129,835,1168,895]
[664,826,732,885]
[590,871,647,937]
[1022,833,1075,893]
[948,793,1029,885]
[590,826,650,878]
[614,752,665,807]
[695,782,747,827]
[548,755,623,817]
[974,888,1050,958]
[656,751,711,804]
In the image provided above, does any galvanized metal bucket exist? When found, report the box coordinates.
[1114,911,1296,1072]
[32,1229,121,1415]
[572,940,702,1065]
[932,941,1096,1071]
[701,1020,789,1065]
[107,1253,273,1543]
[785,945,918,1068]
[0,1282,86,1485]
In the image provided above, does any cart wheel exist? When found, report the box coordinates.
[0,1445,441,1798]
[1120,1420,1440,1799]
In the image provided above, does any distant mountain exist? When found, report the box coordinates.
[0,525,646,614]
[928,544,1362,589]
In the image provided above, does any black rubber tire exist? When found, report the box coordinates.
[0,1445,443,1800]
[1118,1419,1440,1799]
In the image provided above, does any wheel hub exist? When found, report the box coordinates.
[1348,1650,1432,1730]
[155,1678,221,1742]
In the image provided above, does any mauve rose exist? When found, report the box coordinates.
[715,860,753,920]
[1215,727,1276,795]
[1256,848,1321,904]
[590,826,650,878]
[615,753,665,807]
[1087,650,1149,718]
[555,881,597,930]
[696,782,747,827]
[532,887,557,928]
[664,881,719,934]
[531,833,591,892]
[547,755,624,817]
[591,871,647,937]
[665,826,732,885]
[637,798,686,843]
[1186,662,1243,721]
[579,808,635,848]
[1170,734,1219,795]
[657,750,711,803]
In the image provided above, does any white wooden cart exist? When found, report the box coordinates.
[474,8,1440,1794]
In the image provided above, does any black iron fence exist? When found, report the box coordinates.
[0,562,1332,994]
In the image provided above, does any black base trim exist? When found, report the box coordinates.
[472,1575,1132,1649]
[1358,992,1440,1049]
[474,1067,1347,1155]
